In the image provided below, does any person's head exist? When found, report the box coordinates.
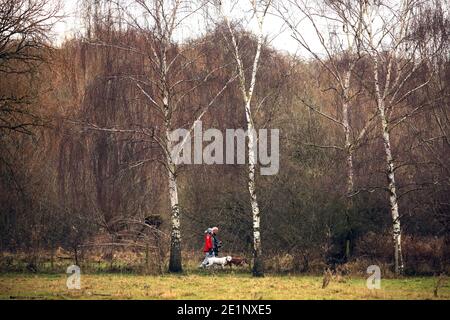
[205,227,212,234]
[212,227,218,234]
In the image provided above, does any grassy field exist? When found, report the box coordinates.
[0,271,449,300]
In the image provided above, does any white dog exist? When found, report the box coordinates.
[205,256,232,269]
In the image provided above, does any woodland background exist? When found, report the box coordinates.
[0,0,449,277]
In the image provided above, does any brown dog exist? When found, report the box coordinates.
[227,257,248,268]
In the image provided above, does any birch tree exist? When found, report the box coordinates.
[211,0,272,276]
[358,0,443,275]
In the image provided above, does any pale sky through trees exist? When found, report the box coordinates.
[52,0,326,56]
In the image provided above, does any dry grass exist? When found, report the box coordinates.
[0,272,448,300]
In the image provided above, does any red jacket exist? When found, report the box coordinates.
[203,233,213,253]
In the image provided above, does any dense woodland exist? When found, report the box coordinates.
[0,0,449,277]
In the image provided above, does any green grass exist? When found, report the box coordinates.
[0,271,448,300]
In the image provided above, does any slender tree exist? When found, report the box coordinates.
[358,0,444,274]
[213,0,272,277]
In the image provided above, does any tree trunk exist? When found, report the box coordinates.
[220,0,267,277]
[162,42,182,272]
[246,103,264,277]
[342,74,354,260]
[373,55,404,275]
[379,103,404,275]
[167,157,182,273]
[74,246,79,266]
[343,103,354,196]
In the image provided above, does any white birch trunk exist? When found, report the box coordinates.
[246,13,264,277]
[245,98,263,276]
[342,71,354,259]
[373,58,404,275]
[342,98,353,259]
[161,44,182,272]
[342,72,354,196]
[165,109,182,271]
[219,0,268,276]
[379,103,404,275]
[166,142,182,272]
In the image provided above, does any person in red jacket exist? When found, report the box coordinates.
[203,229,213,253]
[200,228,214,268]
